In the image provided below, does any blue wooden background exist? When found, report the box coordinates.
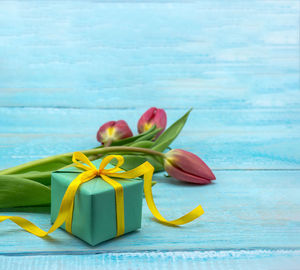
[0,0,299,269]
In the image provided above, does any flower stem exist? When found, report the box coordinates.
[81,146,166,158]
[0,146,166,175]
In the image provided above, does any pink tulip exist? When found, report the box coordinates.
[96,120,133,145]
[164,149,216,185]
[137,107,167,137]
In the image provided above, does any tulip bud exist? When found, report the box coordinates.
[137,107,167,137]
[96,120,133,145]
[164,149,215,184]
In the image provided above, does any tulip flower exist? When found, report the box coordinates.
[138,107,167,137]
[97,120,133,145]
[164,149,215,184]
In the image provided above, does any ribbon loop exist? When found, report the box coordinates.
[72,151,97,172]
[99,155,124,174]
[0,152,204,239]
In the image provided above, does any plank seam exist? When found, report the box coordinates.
[1,248,300,257]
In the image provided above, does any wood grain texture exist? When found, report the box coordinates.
[0,1,299,110]
[0,170,299,254]
[0,108,299,170]
[1,250,300,270]
[0,0,299,268]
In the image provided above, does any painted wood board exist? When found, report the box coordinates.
[0,0,299,267]
[1,250,300,270]
[0,108,299,170]
[0,170,299,254]
[0,1,299,110]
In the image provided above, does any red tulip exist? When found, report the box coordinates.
[96,120,133,145]
[164,149,216,184]
[138,107,167,137]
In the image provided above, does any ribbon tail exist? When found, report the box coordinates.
[142,162,204,226]
[0,216,50,237]
[0,171,90,237]
[108,162,204,226]
[0,195,72,238]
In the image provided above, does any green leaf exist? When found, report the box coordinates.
[109,153,164,172]
[144,155,164,172]
[132,127,161,143]
[7,171,52,185]
[0,153,97,184]
[152,109,192,152]
[0,175,51,208]
[128,140,154,148]
[0,155,74,176]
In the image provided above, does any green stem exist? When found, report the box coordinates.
[0,146,166,175]
[81,146,166,158]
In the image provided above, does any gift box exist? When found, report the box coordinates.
[50,158,143,246]
[1,152,204,245]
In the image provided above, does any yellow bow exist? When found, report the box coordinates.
[0,152,204,238]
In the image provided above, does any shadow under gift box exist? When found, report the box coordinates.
[50,159,143,246]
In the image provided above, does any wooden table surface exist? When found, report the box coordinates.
[0,1,299,269]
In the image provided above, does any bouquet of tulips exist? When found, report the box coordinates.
[0,108,215,209]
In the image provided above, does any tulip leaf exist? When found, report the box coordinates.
[0,155,75,176]
[6,171,52,186]
[128,140,154,148]
[133,127,161,143]
[144,155,164,172]
[109,154,164,172]
[0,152,105,185]
[0,175,51,208]
[152,109,192,152]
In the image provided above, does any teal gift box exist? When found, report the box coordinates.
[50,158,143,246]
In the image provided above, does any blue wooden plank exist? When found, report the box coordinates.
[0,170,299,254]
[1,250,300,270]
[0,0,299,266]
[0,1,299,109]
[0,108,299,170]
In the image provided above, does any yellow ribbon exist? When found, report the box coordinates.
[0,152,204,238]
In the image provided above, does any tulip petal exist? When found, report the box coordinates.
[114,120,133,138]
[99,121,116,132]
[97,121,115,142]
[144,107,157,122]
[165,160,212,184]
[138,107,167,136]
[138,107,155,133]
[154,109,167,136]
[167,149,215,181]
[97,120,133,144]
